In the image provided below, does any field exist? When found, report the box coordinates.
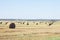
[0,20,60,40]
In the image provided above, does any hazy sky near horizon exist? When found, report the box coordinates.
[0,0,60,19]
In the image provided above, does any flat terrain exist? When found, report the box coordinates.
[0,20,60,40]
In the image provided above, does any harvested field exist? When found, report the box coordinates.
[0,20,60,40]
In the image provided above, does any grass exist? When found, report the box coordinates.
[48,36,60,40]
[15,34,60,40]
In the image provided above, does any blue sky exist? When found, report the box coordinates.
[0,0,60,19]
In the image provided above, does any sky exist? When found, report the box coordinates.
[0,0,60,19]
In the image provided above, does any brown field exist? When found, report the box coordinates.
[0,20,60,40]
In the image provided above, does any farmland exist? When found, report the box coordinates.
[0,20,60,40]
